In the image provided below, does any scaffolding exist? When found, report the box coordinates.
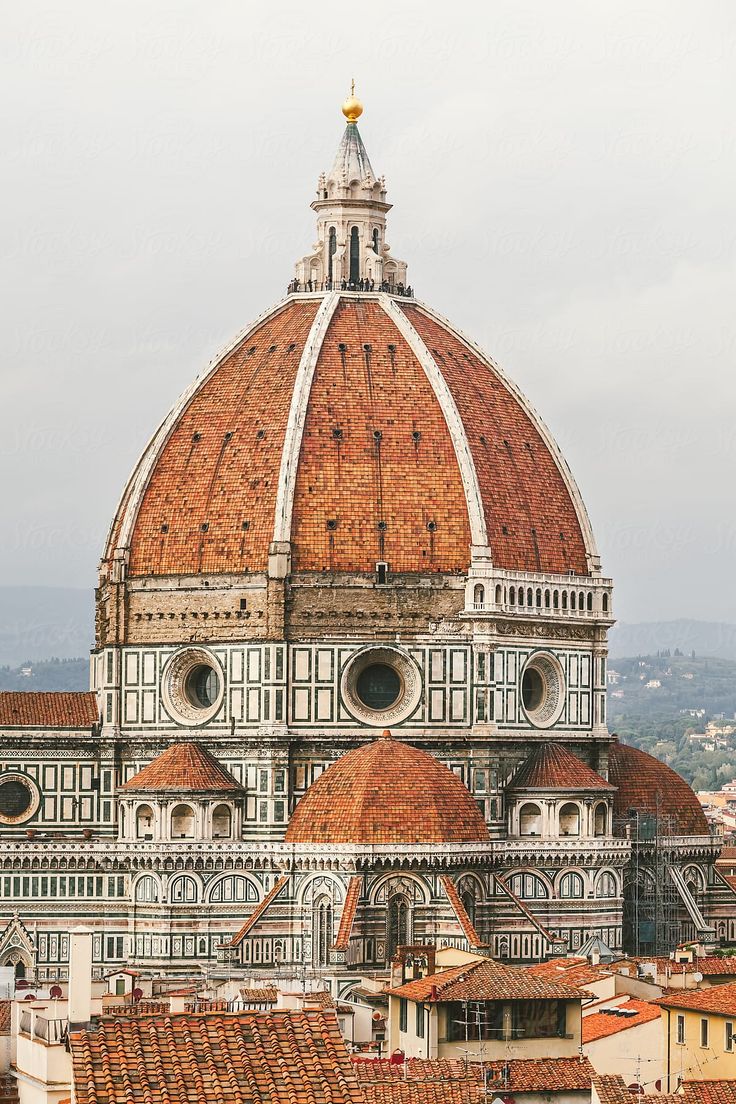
[616,797,681,957]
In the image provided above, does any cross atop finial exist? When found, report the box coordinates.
[341,81,363,123]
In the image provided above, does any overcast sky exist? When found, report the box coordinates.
[1,1,734,624]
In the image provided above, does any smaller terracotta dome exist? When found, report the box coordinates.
[121,742,243,793]
[608,742,709,836]
[508,743,614,792]
[285,731,489,846]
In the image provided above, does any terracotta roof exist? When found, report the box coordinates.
[593,1075,639,1104]
[306,990,336,1009]
[332,876,362,951]
[101,1001,170,1018]
[582,998,661,1042]
[106,295,593,581]
[0,691,98,728]
[527,957,613,990]
[285,733,489,846]
[387,957,585,1003]
[655,981,736,1015]
[609,742,709,836]
[71,1009,366,1104]
[400,303,589,573]
[229,875,290,947]
[679,1083,736,1104]
[239,987,278,1004]
[439,875,486,948]
[121,742,243,793]
[508,743,613,791]
[353,1057,594,1094]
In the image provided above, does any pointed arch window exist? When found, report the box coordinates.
[387,894,410,959]
[313,895,333,967]
[328,227,337,283]
[350,226,360,284]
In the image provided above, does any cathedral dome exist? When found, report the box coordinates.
[285,731,490,845]
[608,742,709,837]
[104,294,597,580]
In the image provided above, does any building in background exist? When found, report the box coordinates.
[0,92,732,991]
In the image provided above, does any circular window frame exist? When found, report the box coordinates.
[0,773,40,826]
[520,651,565,729]
[340,645,422,727]
[161,648,225,727]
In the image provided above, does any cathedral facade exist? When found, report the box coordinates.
[0,94,731,990]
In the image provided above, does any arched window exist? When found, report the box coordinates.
[559,803,580,837]
[209,876,258,903]
[527,588,533,606]
[602,593,609,613]
[387,894,410,959]
[562,591,568,610]
[212,804,232,840]
[473,584,485,608]
[171,803,196,840]
[570,591,577,611]
[684,866,705,899]
[509,586,516,605]
[519,802,542,837]
[461,888,476,926]
[328,227,337,283]
[507,873,549,899]
[136,804,154,840]
[544,589,551,609]
[170,875,198,904]
[495,584,502,605]
[536,588,542,608]
[349,226,360,284]
[313,896,333,967]
[594,803,608,837]
[135,875,159,903]
[553,590,559,608]
[587,592,593,611]
[559,872,584,899]
[578,591,585,610]
[372,228,380,254]
[596,872,617,898]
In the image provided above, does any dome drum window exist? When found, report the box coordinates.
[0,774,39,826]
[520,652,565,729]
[161,648,224,727]
[340,646,422,727]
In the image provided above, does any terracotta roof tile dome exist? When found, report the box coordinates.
[120,742,243,793]
[608,742,709,836]
[104,295,597,578]
[285,732,489,846]
[508,743,614,792]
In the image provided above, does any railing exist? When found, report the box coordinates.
[19,1011,67,1044]
[287,279,415,297]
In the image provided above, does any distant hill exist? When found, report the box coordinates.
[0,657,89,692]
[0,587,93,667]
[609,620,736,661]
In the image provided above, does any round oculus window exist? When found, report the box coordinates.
[161,648,225,726]
[0,774,39,825]
[356,664,402,711]
[340,646,422,727]
[520,652,565,729]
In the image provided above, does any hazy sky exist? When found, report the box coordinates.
[2,1,735,623]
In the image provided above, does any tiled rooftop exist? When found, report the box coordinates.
[354,1056,594,1094]
[110,294,592,579]
[332,875,362,951]
[527,957,613,989]
[0,691,98,728]
[121,742,243,793]
[239,987,278,1004]
[285,733,489,846]
[387,956,585,1003]
[655,980,736,1015]
[71,1009,366,1104]
[582,998,661,1042]
[508,743,613,792]
[608,742,709,836]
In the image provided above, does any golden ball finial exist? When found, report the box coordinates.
[342,79,363,124]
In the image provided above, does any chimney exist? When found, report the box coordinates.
[68,926,93,1028]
